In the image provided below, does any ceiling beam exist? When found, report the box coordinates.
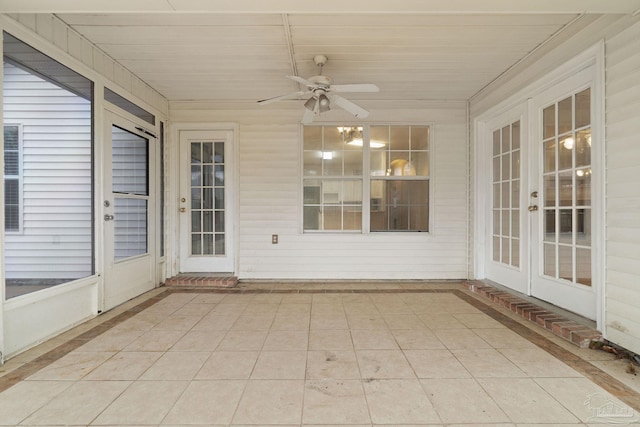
[3,0,640,14]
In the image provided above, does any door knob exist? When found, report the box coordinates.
[180,207,186,213]
[104,214,114,221]
[528,205,538,212]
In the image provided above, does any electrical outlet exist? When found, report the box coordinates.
[272,234,278,244]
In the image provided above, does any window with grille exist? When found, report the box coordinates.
[302,124,430,232]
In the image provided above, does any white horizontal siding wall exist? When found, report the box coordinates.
[4,63,92,279]
[171,101,468,280]
[603,19,640,354]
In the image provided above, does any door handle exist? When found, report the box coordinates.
[104,214,115,221]
[528,205,538,212]
[180,207,186,213]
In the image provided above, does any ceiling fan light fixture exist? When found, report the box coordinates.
[318,94,330,113]
[304,97,317,111]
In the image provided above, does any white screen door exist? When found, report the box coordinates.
[530,68,596,319]
[179,130,235,272]
[103,110,156,310]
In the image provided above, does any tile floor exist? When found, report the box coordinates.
[0,283,639,426]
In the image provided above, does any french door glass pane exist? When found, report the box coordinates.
[190,141,225,256]
[540,91,592,285]
[491,120,520,268]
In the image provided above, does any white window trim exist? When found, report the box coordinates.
[3,123,23,234]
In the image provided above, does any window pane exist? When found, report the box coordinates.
[576,129,591,168]
[411,126,429,150]
[370,180,428,231]
[4,34,94,299]
[544,140,556,173]
[114,198,148,260]
[303,126,322,150]
[511,121,520,150]
[575,88,591,128]
[576,247,591,286]
[112,126,148,195]
[543,105,556,139]
[558,96,573,135]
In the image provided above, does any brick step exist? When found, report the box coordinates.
[164,274,238,288]
[464,281,601,348]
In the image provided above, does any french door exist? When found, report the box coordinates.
[485,65,598,320]
[485,106,529,294]
[103,110,156,310]
[179,129,235,273]
[530,68,596,319]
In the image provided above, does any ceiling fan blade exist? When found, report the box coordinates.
[287,75,316,87]
[330,83,379,93]
[257,91,309,105]
[301,107,315,124]
[330,94,370,118]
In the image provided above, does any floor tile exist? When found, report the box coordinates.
[162,380,246,425]
[172,302,216,317]
[122,329,187,352]
[232,380,304,424]
[418,313,467,329]
[271,313,311,331]
[404,349,471,378]
[357,350,415,379]
[140,351,209,380]
[535,377,638,423]
[303,380,371,424]
[383,313,426,329]
[196,351,259,379]
[420,378,510,423]
[75,328,145,352]
[92,380,189,425]
[170,329,226,351]
[310,314,349,330]
[27,351,114,380]
[452,348,527,377]
[251,351,307,379]
[152,314,203,331]
[0,381,71,425]
[192,313,240,331]
[346,313,388,330]
[217,330,268,351]
[83,351,162,380]
[351,329,399,350]
[306,350,361,379]
[453,313,506,328]
[391,329,445,350]
[499,348,583,377]
[363,379,441,424]
[21,380,130,425]
[309,329,353,350]
[231,314,276,331]
[473,328,537,349]
[478,378,580,423]
[434,328,492,350]
[263,330,309,351]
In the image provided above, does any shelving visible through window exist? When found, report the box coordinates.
[302,124,430,232]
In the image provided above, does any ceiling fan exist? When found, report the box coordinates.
[257,54,379,124]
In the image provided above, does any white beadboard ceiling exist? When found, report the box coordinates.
[4,1,640,104]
